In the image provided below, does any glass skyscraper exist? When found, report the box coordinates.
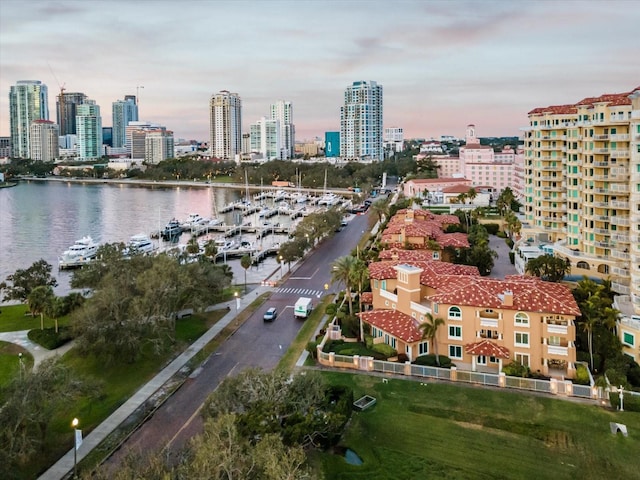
[9,80,49,159]
[112,97,138,148]
[340,80,383,162]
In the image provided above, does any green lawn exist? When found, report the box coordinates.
[0,341,33,386]
[312,372,640,480]
[8,309,227,480]
[0,303,71,332]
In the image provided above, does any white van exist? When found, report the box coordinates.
[294,297,313,319]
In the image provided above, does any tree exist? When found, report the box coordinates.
[419,313,445,366]
[27,285,54,330]
[370,198,389,225]
[496,187,515,215]
[186,236,200,256]
[45,295,65,333]
[349,257,369,340]
[525,254,570,282]
[203,239,218,263]
[331,255,356,315]
[2,259,57,304]
[240,254,251,294]
[466,187,477,204]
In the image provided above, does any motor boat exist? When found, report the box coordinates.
[59,236,99,266]
[125,234,157,255]
[161,219,183,240]
[181,213,209,230]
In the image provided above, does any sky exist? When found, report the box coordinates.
[1,0,639,142]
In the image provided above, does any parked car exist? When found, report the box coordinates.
[263,307,278,322]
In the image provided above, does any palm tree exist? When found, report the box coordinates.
[203,239,218,263]
[331,255,356,315]
[350,257,369,340]
[27,285,54,330]
[45,296,65,333]
[186,236,200,256]
[466,188,477,205]
[370,199,389,225]
[419,312,445,366]
[240,254,252,294]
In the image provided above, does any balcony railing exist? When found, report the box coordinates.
[611,250,631,260]
[611,134,629,141]
[610,217,630,226]
[547,324,568,335]
[611,150,630,158]
[548,345,569,356]
[611,201,630,209]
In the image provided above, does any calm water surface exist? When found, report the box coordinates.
[0,181,253,295]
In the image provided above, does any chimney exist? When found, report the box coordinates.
[394,264,423,306]
[502,291,513,307]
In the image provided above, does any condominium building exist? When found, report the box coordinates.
[209,90,242,161]
[112,97,138,148]
[9,80,49,159]
[384,127,404,154]
[125,121,168,160]
[249,117,281,161]
[362,262,580,378]
[270,100,294,159]
[340,80,383,162]
[56,92,87,136]
[76,100,103,160]
[522,86,640,323]
[29,120,59,162]
[144,129,174,164]
[0,137,11,158]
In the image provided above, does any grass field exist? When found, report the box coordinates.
[312,372,640,480]
[0,303,71,332]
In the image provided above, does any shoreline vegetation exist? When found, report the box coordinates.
[0,181,17,188]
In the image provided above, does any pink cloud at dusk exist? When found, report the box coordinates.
[1,0,638,142]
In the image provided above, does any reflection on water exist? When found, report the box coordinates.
[0,181,289,296]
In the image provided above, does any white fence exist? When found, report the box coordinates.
[316,321,602,401]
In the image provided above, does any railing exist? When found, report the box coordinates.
[548,345,569,356]
[547,324,568,335]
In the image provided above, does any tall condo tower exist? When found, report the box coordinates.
[112,96,139,148]
[9,80,49,159]
[56,92,87,136]
[76,100,103,160]
[29,120,59,162]
[270,100,295,159]
[340,80,383,162]
[209,90,242,161]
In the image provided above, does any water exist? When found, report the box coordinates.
[0,180,291,296]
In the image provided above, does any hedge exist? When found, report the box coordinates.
[27,326,73,350]
[413,354,453,368]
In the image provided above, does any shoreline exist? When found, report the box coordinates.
[13,176,356,196]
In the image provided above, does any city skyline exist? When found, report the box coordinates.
[1,0,639,142]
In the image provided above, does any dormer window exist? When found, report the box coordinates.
[448,306,462,319]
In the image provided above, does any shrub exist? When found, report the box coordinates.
[340,315,360,338]
[574,364,591,385]
[364,334,374,349]
[610,392,640,412]
[27,326,73,350]
[371,343,397,358]
[413,354,452,368]
[505,238,514,249]
[496,230,507,238]
[325,304,337,316]
[484,223,500,235]
[502,361,530,378]
[322,339,344,353]
[306,340,319,359]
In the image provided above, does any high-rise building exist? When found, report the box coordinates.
[9,80,49,159]
[209,90,242,161]
[76,100,103,160]
[29,120,59,162]
[522,86,640,328]
[340,80,383,162]
[250,117,281,161]
[384,127,404,154]
[270,100,294,159]
[0,137,11,158]
[144,129,174,164]
[56,92,87,136]
[112,97,138,148]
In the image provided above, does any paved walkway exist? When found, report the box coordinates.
[0,330,74,367]
[38,258,292,480]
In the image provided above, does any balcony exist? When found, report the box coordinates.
[610,217,630,226]
[547,324,568,335]
[612,280,631,295]
[379,289,398,302]
[611,233,630,243]
[594,148,609,154]
[547,345,569,357]
[593,134,609,140]
[610,185,630,194]
[611,200,630,209]
[611,250,631,260]
[593,161,610,167]
[613,266,630,278]
[593,228,610,235]
[611,150,630,158]
[611,134,630,141]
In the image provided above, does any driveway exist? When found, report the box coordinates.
[489,234,518,279]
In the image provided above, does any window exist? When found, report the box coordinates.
[515,332,529,347]
[448,306,462,319]
[515,353,530,367]
[381,280,386,290]
[449,345,463,359]
[432,251,440,260]
[548,336,562,346]
[448,325,462,339]
[514,312,529,326]
[419,341,429,355]
[623,332,635,347]
[477,355,487,365]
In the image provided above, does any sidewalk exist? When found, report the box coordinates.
[0,330,74,367]
[39,260,284,480]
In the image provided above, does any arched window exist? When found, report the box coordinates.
[577,261,590,270]
[597,264,609,274]
[448,306,462,319]
[515,312,529,326]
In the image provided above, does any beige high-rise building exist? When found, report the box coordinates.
[29,120,59,162]
[522,86,640,343]
[209,90,242,161]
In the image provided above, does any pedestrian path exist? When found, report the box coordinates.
[274,286,324,298]
[0,330,73,367]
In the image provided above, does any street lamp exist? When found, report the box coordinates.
[279,255,283,280]
[71,418,79,478]
[234,291,240,312]
[18,353,24,381]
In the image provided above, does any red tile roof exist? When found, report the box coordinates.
[378,249,435,261]
[529,88,635,115]
[368,260,480,287]
[465,339,510,359]
[360,292,373,304]
[359,310,423,343]
[426,275,580,315]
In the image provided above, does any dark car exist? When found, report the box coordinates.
[263,307,277,322]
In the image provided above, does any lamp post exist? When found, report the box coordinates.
[619,385,624,412]
[234,291,240,312]
[18,353,24,381]
[279,255,283,280]
[71,418,79,478]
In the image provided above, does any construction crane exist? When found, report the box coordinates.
[48,63,66,134]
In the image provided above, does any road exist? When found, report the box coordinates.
[105,211,372,466]
[488,234,518,278]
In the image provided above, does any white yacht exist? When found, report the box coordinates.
[318,192,340,206]
[59,236,99,267]
[181,213,209,230]
[290,192,308,204]
[125,234,157,255]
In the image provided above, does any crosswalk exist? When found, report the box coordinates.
[274,287,323,298]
